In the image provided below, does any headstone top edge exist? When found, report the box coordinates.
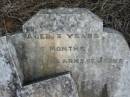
[104,27,130,50]
[104,27,127,41]
[23,8,102,29]
[104,27,122,34]
[37,7,103,22]
[37,8,93,14]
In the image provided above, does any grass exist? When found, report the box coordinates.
[0,0,130,44]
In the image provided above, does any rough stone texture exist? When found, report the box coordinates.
[0,36,23,97]
[103,28,130,97]
[8,8,130,97]
[23,8,103,34]
[9,8,103,82]
[17,74,79,97]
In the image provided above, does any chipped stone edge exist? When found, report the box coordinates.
[17,73,79,97]
[2,36,23,87]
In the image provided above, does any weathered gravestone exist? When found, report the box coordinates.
[9,8,103,82]
[8,8,130,97]
[0,36,23,97]
[17,74,79,97]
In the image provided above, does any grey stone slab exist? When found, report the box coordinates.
[17,74,79,97]
[103,28,130,97]
[23,8,103,34]
[8,8,130,97]
[0,36,23,97]
[9,8,104,83]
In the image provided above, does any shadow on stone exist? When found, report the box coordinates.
[23,71,70,86]
[100,84,109,97]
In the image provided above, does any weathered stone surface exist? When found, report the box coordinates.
[0,36,23,97]
[17,74,79,97]
[8,8,130,97]
[9,8,103,83]
[23,8,103,33]
[103,28,130,97]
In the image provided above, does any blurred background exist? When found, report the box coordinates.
[0,0,129,45]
